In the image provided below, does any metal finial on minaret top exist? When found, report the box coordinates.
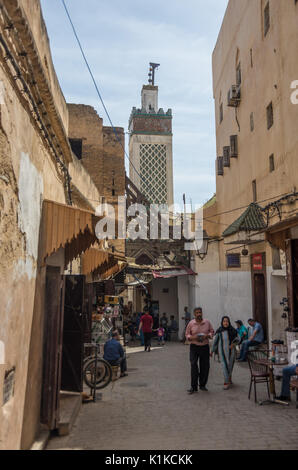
[148,62,160,86]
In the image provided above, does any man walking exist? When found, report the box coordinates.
[237,318,264,362]
[185,307,214,394]
[138,307,153,352]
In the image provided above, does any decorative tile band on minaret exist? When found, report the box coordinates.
[129,63,174,208]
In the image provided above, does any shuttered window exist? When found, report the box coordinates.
[223,146,230,167]
[217,156,224,176]
[230,135,238,158]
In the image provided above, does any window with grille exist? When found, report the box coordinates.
[264,2,270,37]
[267,102,274,129]
[226,253,241,268]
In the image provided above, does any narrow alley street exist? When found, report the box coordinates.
[47,342,298,451]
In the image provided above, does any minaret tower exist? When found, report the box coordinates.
[128,63,174,209]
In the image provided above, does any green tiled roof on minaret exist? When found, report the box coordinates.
[222,203,266,237]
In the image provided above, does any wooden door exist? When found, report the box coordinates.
[60,275,84,393]
[40,266,65,430]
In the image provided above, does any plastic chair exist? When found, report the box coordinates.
[247,350,270,403]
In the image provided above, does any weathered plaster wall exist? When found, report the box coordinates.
[0,10,67,448]
[19,0,69,133]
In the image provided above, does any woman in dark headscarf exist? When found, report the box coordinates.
[211,316,240,389]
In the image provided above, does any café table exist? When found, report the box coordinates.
[254,358,289,406]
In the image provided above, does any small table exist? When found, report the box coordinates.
[254,358,289,406]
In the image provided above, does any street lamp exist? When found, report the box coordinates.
[193,230,209,260]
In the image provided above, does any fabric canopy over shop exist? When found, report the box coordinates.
[93,257,126,280]
[40,199,100,265]
[152,266,197,279]
[81,248,126,277]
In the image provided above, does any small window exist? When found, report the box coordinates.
[252,180,257,202]
[219,103,223,123]
[269,154,275,172]
[69,138,83,160]
[227,253,241,268]
[236,63,241,86]
[112,189,116,196]
[223,146,230,167]
[266,102,274,130]
[230,135,238,158]
[264,2,270,37]
[250,49,253,68]
[217,156,224,176]
[250,112,254,132]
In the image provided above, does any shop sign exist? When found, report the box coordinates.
[252,254,263,271]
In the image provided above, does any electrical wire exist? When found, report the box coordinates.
[61,0,153,201]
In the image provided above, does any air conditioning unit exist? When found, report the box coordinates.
[227,85,241,107]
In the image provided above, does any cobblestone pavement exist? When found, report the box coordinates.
[47,342,298,450]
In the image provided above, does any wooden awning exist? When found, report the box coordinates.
[81,249,109,275]
[81,248,127,278]
[40,200,100,265]
[265,215,298,250]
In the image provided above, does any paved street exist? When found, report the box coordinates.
[47,342,298,450]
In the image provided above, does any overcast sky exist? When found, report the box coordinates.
[41,0,228,207]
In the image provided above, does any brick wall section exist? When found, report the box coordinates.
[103,126,125,202]
[68,104,104,195]
[131,116,172,134]
[67,104,125,255]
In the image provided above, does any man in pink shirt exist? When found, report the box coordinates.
[138,307,153,352]
[185,307,214,394]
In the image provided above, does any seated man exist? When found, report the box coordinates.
[276,364,298,402]
[237,318,264,362]
[103,330,128,377]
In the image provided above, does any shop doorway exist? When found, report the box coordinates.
[41,271,90,430]
[60,275,85,393]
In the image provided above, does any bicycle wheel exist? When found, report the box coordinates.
[83,358,112,390]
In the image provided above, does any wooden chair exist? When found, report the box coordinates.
[247,350,270,403]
